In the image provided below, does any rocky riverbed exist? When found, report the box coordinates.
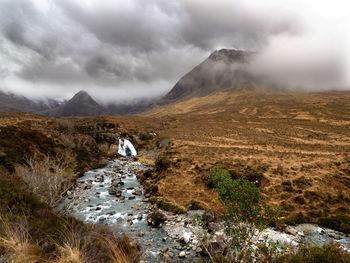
[58,158,350,262]
[58,159,203,262]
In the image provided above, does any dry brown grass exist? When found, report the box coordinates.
[55,228,86,263]
[0,217,42,263]
[144,90,350,230]
[104,238,131,263]
[1,90,349,231]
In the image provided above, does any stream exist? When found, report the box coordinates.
[58,158,350,262]
[58,159,202,262]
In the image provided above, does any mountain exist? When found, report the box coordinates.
[0,90,59,113]
[43,90,108,117]
[157,48,257,105]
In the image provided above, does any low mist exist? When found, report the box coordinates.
[0,0,348,103]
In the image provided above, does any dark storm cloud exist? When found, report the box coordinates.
[178,1,298,50]
[0,0,348,102]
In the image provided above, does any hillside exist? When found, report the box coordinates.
[43,90,108,117]
[0,90,59,113]
[156,49,256,105]
[0,89,350,261]
[144,89,350,232]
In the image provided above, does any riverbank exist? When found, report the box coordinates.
[58,158,350,262]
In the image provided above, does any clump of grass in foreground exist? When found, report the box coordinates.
[0,216,42,263]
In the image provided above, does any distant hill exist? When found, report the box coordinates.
[0,89,153,117]
[157,48,257,105]
[43,90,108,117]
[0,90,59,113]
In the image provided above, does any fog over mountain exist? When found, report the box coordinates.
[0,0,349,105]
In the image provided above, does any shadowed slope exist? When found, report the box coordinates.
[43,91,108,117]
[157,49,256,105]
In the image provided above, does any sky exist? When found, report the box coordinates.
[0,0,349,103]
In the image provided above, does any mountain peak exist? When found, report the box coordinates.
[208,48,250,63]
[157,48,255,105]
[43,90,107,117]
[72,90,92,99]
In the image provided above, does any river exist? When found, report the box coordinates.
[58,158,350,262]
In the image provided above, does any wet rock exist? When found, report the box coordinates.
[109,186,117,195]
[147,210,166,227]
[161,246,168,252]
[95,175,104,182]
[167,251,174,258]
[84,183,92,190]
[286,226,297,236]
[178,251,186,258]
[99,217,106,222]
[179,232,192,244]
[133,189,142,196]
[129,195,136,200]
[112,179,122,187]
[196,247,203,253]
[115,190,122,197]
[139,232,145,237]
[328,232,340,239]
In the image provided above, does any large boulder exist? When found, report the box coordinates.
[147,210,166,227]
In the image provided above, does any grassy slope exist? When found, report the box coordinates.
[144,90,350,232]
[0,112,160,262]
[1,89,349,236]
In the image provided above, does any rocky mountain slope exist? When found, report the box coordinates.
[0,89,152,117]
[43,90,108,117]
[156,48,256,105]
[0,90,59,113]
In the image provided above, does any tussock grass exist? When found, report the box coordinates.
[55,226,86,263]
[0,216,42,263]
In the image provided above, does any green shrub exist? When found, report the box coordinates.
[275,244,350,263]
[194,167,280,262]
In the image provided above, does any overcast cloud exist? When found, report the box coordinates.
[0,0,349,103]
